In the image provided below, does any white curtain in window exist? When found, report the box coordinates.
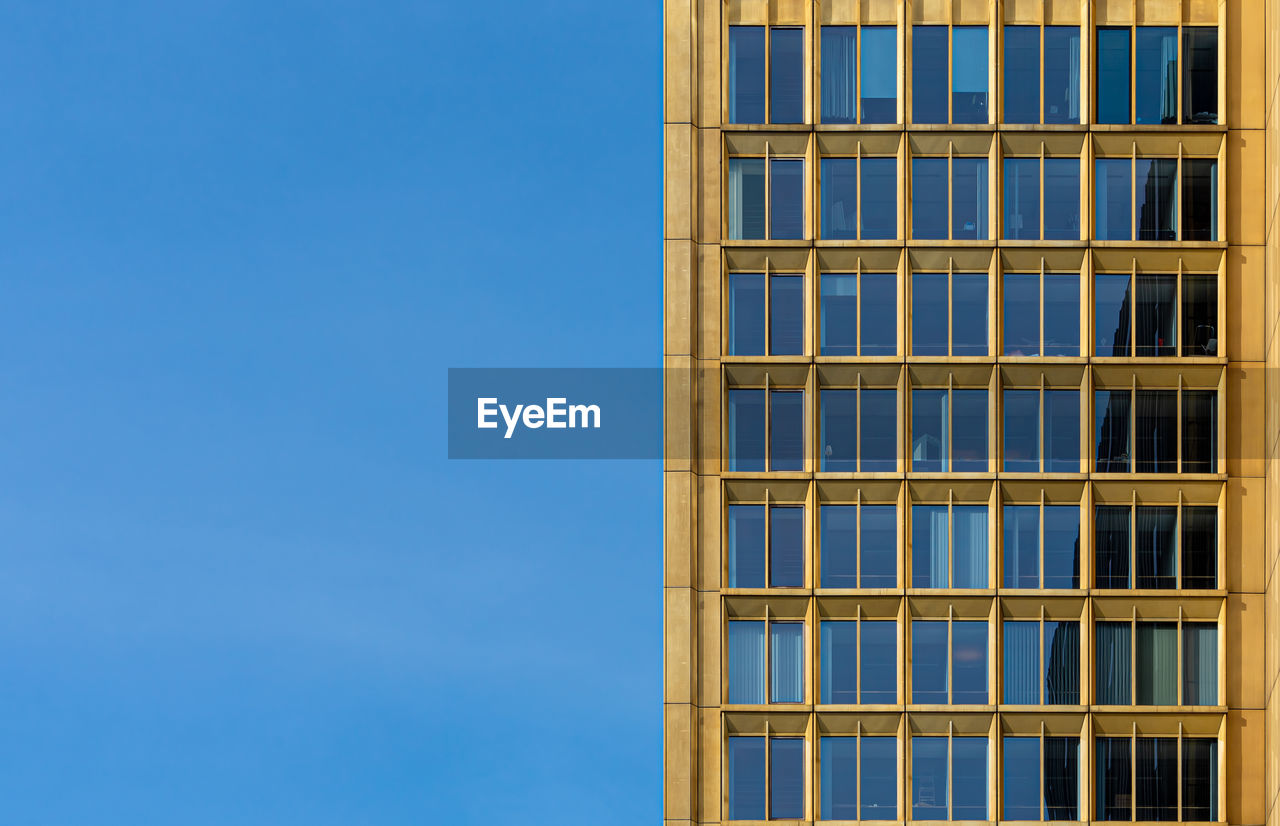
[952,506,988,587]
[1183,624,1218,705]
[1136,623,1177,705]
[728,621,767,703]
[770,622,804,702]
[927,507,949,587]
[1003,622,1039,704]
[1095,622,1131,704]
[728,159,745,240]
[1067,32,1081,121]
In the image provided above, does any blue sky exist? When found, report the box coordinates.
[0,2,661,823]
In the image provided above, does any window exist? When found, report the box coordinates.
[820,619,896,703]
[728,26,803,124]
[1094,272,1219,357]
[1094,388,1218,473]
[727,157,805,240]
[1096,737,1218,821]
[820,272,897,356]
[1095,620,1219,706]
[1095,504,1216,589]
[728,735,804,820]
[821,736,897,819]
[820,156,899,240]
[727,504,804,587]
[727,619,803,703]
[911,271,988,355]
[1003,26,1081,124]
[1003,387,1080,472]
[820,386,897,471]
[1003,736,1080,820]
[912,157,989,239]
[821,25,897,123]
[1003,157,1080,240]
[912,619,988,703]
[911,504,989,588]
[912,26,989,123]
[1182,506,1218,588]
[1004,504,1081,589]
[1002,620,1080,704]
[912,736,988,819]
[1095,26,1218,124]
[820,503,897,588]
[1095,157,1218,241]
[911,387,989,471]
[727,388,804,471]
[727,273,803,355]
[1002,272,1080,357]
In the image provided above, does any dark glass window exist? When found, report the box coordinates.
[822,26,898,124]
[1181,506,1217,588]
[1045,621,1081,703]
[1096,737,1132,820]
[770,389,804,471]
[911,387,988,471]
[1095,622,1131,703]
[728,27,766,123]
[1095,506,1131,588]
[952,272,988,355]
[1182,159,1218,241]
[1135,622,1178,705]
[1137,158,1177,240]
[1003,390,1039,472]
[1135,737,1178,820]
[1094,389,1132,472]
[1182,739,1218,820]
[1044,26,1082,123]
[728,157,803,241]
[1095,158,1132,240]
[821,157,857,239]
[912,737,949,819]
[911,388,947,471]
[1003,737,1041,819]
[1002,26,1039,123]
[952,26,989,123]
[820,274,857,356]
[1134,506,1177,588]
[1045,737,1081,819]
[912,505,947,587]
[952,621,988,703]
[911,620,948,703]
[1044,273,1080,356]
[1095,736,1218,821]
[912,26,948,123]
[1044,158,1081,239]
[1003,621,1039,704]
[1001,25,1082,124]
[820,389,857,472]
[1003,273,1039,356]
[1135,273,1176,356]
[912,737,989,820]
[952,389,989,471]
[770,506,804,587]
[952,738,989,818]
[727,157,766,239]
[727,388,806,472]
[1182,273,1218,357]
[1183,389,1217,472]
[1183,623,1218,705]
[820,505,857,587]
[728,504,766,587]
[820,621,858,703]
[1134,389,1176,472]
[1096,28,1131,123]
[728,505,804,588]
[822,737,899,819]
[821,504,897,588]
[861,157,897,239]
[1135,27,1177,125]
[861,621,896,701]
[1182,27,1218,124]
[1004,620,1080,705]
[771,622,804,703]
[1003,158,1039,240]
[952,157,989,239]
[727,621,767,703]
[1002,390,1078,473]
[910,270,990,356]
[1003,505,1038,588]
[771,738,804,819]
[728,736,766,819]
[1004,273,1080,356]
[1044,505,1082,588]
[821,27,858,124]
[861,390,896,471]
[820,388,897,472]
[727,388,766,472]
[913,505,989,589]
[911,158,949,239]
[728,274,766,356]
[861,27,897,122]
[1045,390,1080,472]
[1094,273,1132,356]
[821,272,897,356]
[770,27,803,123]
[860,737,897,817]
[771,158,805,240]
[910,272,948,356]
[821,619,895,703]
[770,275,803,356]
[821,737,857,819]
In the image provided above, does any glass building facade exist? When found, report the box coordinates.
[666,0,1273,823]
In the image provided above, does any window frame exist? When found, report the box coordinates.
[725,383,808,473]
[819,268,900,357]
[726,732,808,821]
[1092,154,1220,243]
[1092,384,1221,475]
[909,615,991,705]
[818,615,899,705]
[725,270,807,357]
[725,616,807,705]
[1094,733,1220,821]
[1093,24,1221,126]
[1092,501,1222,591]
[818,382,899,472]
[908,269,992,357]
[726,24,806,125]
[726,153,808,241]
[909,153,992,241]
[1093,616,1222,707]
[1001,24,1083,125]
[1000,615,1082,706]
[910,23,992,125]
[1000,152,1083,241]
[1001,732,1083,821]
[909,383,992,472]
[818,153,900,241]
[1000,381,1083,473]
[725,501,807,589]
[818,24,900,125]
[817,498,899,589]
[1001,500,1084,590]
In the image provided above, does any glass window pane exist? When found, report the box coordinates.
[1136,158,1177,241]
[1003,389,1040,472]
[1004,157,1040,239]
[1003,505,1040,588]
[952,27,989,123]
[1095,158,1132,240]
[1183,623,1217,706]
[1043,273,1080,356]
[821,157,858,239]
[820,389,858,472]
[1045,26,1081,123]
[1003,736,1041,819]
[820,274,857,356]
[1181,506,1217,589]
[728,388,766,472]
[1094,505,1131,589]
[861,621,897,702]
[1135,27,1177,125]
[952,738,989,819]
[1135,622,1178,705]
[1182,273,1218,357]
[1003,26,1040,123]
[1045,737,1080,819]
[727,157,767,240]
[1134,390,1176,473]
[820,621,857,704]
[1135,737,1178,821]
[1044,621,1080,704]
[770,158,804,239]
[1183,390,1217,473]
[1003,273,1040,356]
[770,274,803,355]
[911,388,948,471]
[1044,158,1081,239]
[1134,506,1177,589]
[728,27,766,123]
[952,621,988,703]
[728,736,767,819]
[1096,737,1132,820]
[821,737,858,820]
[861,737,898,818]
[771,622,804,703]
[1096,28,1131,123]
[1003,621,1039,704]
[821,27,857,124]
[1094,389,1132,472]
[951,388,989,472]
[911,620,948,703]
[860,157,897,239]
[728,505,766,588]
[728,621,767,703]
[1182,740,1218,820]
[770,738,805,819]
[770,27,804,123]
[912,737,949,819]
[1182,28,1218,124]
[820,505,858,588]
[912,26,948,123]
[770,389,804,471]
[911,272,949,356]
[952,272,989,355]
[860,271,897,353]
[1043,505,1082,589]
[952,157,989,239]
[912,505,949,588]
[1182,158,1218,241]
[1095,273,1132,356]
[912,158,949,239]
[860,505,897,587]
[1134,273,1176,356]
[952,506,988,588]
[1096,621,1132,704]
[861,26,897,123]
[770,505,804,587]
[728,273,766,356]
[860,389,897,472]
[1045,390,1080,472]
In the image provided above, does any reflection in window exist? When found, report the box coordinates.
[820,272,897,356]
[821,504,896,588]
[727,157,804,240]
[1095,158,1132,240]
[1095,273,1216,357]
[821,156,899,241]
[1004,26,1081,124]
[1004,504,1081,589]
[1136,158,1177,240]
[913,736,988,819]
[1003,388,1080,473]
[821,620,896,703]
[1003,158,1039,240]
[727,273,803,356]
[1093,388,1216,472]
[1183,623,1218,705]
[1004,736,1081,820]
[1135,27,1177,125]
[952,26,989,123]
[1003,272,1080,356]
[1182,159,1218,241]
[1003,620,1080,704]
[822,26,897,123]
[1098,736,1221,821]
[820,387,897,472]
[912,505,988,588]
[727,504,803,588]
[912,387,988,471]
[1002,26,1039,123]
[912,620,988,704]
[913,156,989,239]
[1181,506,1218,588]
[911,272,988,356]
[1096,28,1131,123]
[1183,28,1218,123]
[1182,273,1218,356]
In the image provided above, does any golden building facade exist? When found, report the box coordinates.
[664,0,1280,824]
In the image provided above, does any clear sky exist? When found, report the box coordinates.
[0,2,661,823]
